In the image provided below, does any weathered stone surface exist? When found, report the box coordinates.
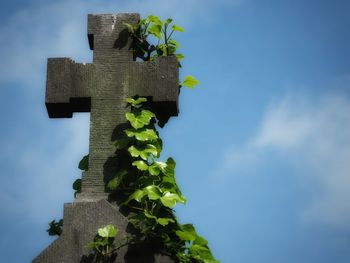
[34,12,179,262]
[33,199,173,263]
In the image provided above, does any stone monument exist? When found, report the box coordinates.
[33,13,179,263]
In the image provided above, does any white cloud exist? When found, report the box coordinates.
[217,93,350,228]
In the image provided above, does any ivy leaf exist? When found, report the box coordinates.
[183,75,199,89]
[157,217,175,226]
[169,39,180,48]
[165,18,173,25]
[128,144,158,160]
[176,53,184,62]
[124,189,146,204]
[175,224,197,241]
[189,244,218,262]
[78,155,89,171]
[98,224,118,238]
[126,110,155,129]
[148,15,163,26]
[172,24,185,32]
[148,24,162,39]
[125,128,158,142]
[194,235,209,246]
[163,158,175,177]
[132,160,149,171]
[160,192,186,208]
[126,97,147,107]
[144,211,175,226]
[107,170,128,190]
[149,161,167,176]
[153,139,163,157]
[144,185,162,200]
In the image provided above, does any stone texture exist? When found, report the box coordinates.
[33,200,174,263]
[34,12,179,262]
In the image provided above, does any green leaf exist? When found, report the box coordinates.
[175,224,197,241]
[126,97,147,106]
[157,217,175,226]
[148,24,162,39]
[107,170,128,190]
[189,244,217,262]
[144,185,162,200]
[176,53,184,62]
[169,39,180,48]
[163,158,175,176]
[165,18,173,25]
[139,18,148,26]
[125,110,155,129]
[172,24,185,32]
[78,155,89,171]
[124,189,146,204]
[125,128,158,142]
[194,235,209,246]
[183,75,200,89]
[154,139,163,156]
[128,144,158,160]
[144,211,175,226]
[98,224,118,238]
[148,161,167,176]
[148,15,163,26]
[160,192,186,208]
[132,160,149,171]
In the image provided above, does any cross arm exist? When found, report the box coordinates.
[45,58,94,118]
[129,56,179,124]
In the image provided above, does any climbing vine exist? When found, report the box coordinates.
[47,15,218,263]
[106,96,218,262]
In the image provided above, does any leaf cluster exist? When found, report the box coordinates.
[124,15,184,62]
[47,219,63,236]
[124,15,199,89]
[86,225,119,261]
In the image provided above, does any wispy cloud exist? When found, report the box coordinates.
[216,92,350,228]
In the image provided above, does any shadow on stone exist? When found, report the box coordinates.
[114,29,129,50]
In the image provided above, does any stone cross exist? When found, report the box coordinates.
[34,13,178,262]
[46,13,179,200]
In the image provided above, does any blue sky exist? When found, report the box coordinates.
[1,0,350,262]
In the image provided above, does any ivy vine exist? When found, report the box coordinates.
[105,96,218,262]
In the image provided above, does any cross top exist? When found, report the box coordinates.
[45,13,179,200]
[88,13,137,65]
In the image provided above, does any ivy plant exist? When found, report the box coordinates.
[105,97,218,263]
